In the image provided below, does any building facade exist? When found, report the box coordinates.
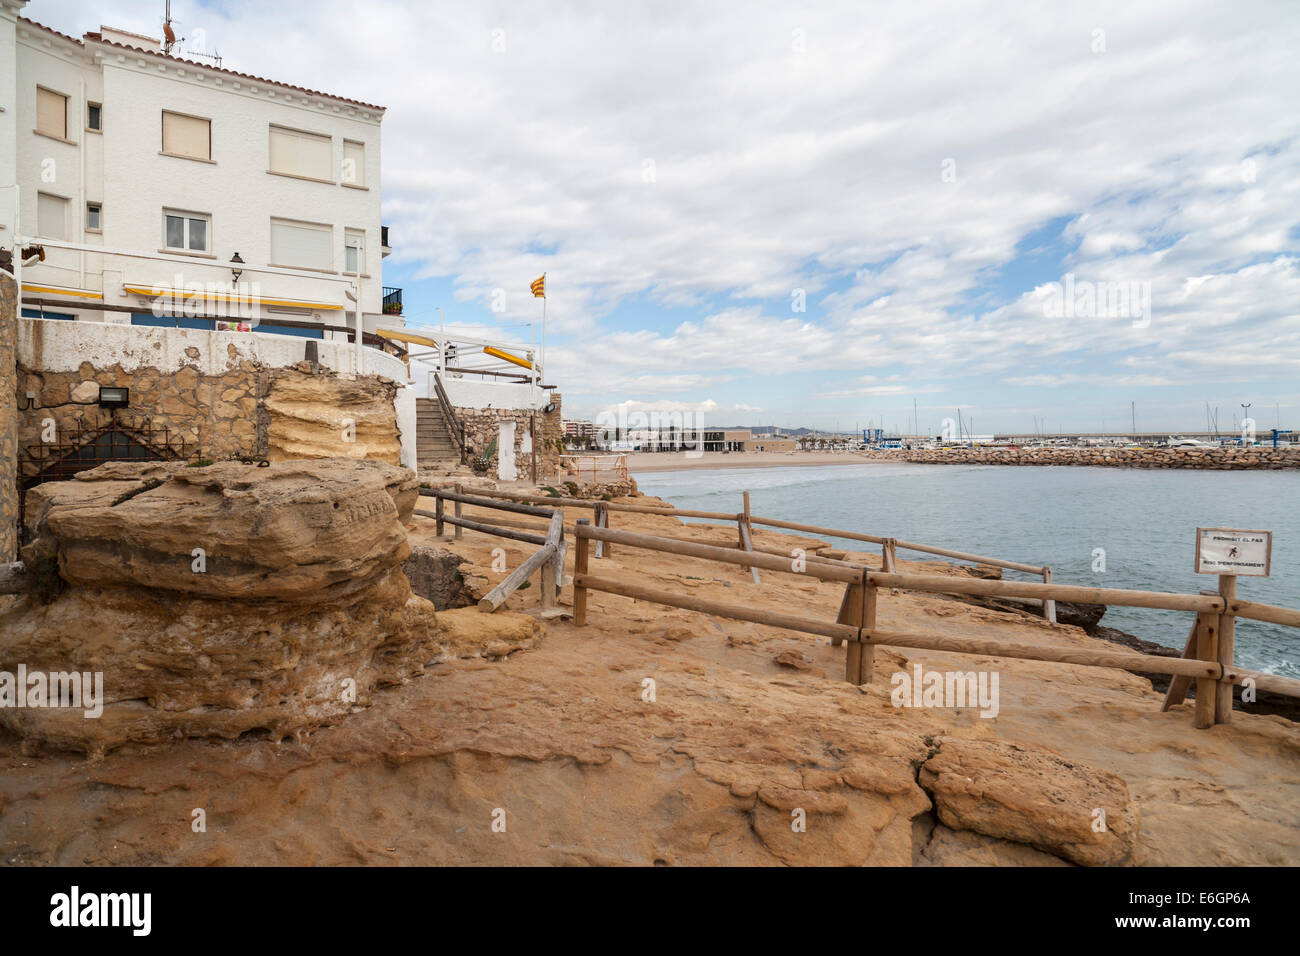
[0,3,396,338]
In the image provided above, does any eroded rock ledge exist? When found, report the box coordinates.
[1,459,443,754]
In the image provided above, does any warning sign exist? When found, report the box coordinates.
[1195,528,1272,576]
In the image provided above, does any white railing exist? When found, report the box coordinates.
[561,454,628,482]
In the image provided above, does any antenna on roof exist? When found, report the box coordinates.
[162,0,180,56]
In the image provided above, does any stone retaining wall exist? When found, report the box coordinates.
[456,392,563,481]
[16,358,401,480]
[864,445,1300,470]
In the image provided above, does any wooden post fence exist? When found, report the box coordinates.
[453,482,464,540]
[574,518,591,625]
[1216,574,1237,724]
[450,487,1297,728]
[418,486,565,614]
[564,522,1300,729]
[1042,567,1057,624]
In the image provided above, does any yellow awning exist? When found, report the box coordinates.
[124,283,344,311]
[21,283,103,300]
[377,328,440,349]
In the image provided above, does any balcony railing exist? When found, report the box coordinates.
[382,286,403,315]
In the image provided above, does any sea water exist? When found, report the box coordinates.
[635,462,1300,678]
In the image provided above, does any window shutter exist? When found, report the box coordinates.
[36,88,66,138]
[163,111,211,160]
[271,220,332,270]
[300,133,332,181]
[269,126,332,180]
[37,193,68,239]
[343,141,365,186]
[269,127,296,172]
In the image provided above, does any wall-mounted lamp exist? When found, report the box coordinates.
[229,252,244,286]
[97,386,129,408]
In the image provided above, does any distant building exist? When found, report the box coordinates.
[703,429,751,452]
[750,437,796,452]
[563,419,595,439]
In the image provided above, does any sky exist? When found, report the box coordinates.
[25,0,1300,434]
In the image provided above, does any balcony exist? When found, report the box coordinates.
[382,286,403,316]
[381,225,392,258]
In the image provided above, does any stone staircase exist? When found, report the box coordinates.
[415,397,463,470]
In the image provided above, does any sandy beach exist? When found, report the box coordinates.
[627,450,875,473]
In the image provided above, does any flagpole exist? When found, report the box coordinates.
[541,273,547,384]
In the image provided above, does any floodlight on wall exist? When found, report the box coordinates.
[97,386,129,408]
[229,252,244,286]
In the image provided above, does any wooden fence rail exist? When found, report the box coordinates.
[569,522,1300,728]
[464,485,1058,621]
[420,485,565,614]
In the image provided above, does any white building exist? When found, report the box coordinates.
[0,2,399,338]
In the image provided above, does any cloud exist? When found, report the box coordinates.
[26,0,1300,428]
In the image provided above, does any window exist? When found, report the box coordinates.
[36,87,68,139]
[37,193,68,239]
[163,209,210,252]
[344,229,365,274]
[87,102,102,131]
[86,203,101,231]
[161,110,211,161]
[342,140,365,187]
[269,125,332,181]
[270,218,332,270]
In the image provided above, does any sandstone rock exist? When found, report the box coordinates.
[70,380,99,403]
[916,825,1073,866]
[22,459,418,603]
[402,544,472,610]
[433,607,543,660]
[918,738,1138,865]
[0,569,439,753]
[1,458,446,754]
[1055,601,1106,631]
[265,369,401,464]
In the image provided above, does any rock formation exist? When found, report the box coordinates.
[862,445,1300,470]
[0,458,440,754]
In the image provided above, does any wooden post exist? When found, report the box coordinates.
[574,519,590,625]
[541,556,556,610]
[739,517,760,585]
[1160,617,1201,712]
[736,493,759,584]
[593,502,611,558]
[1042,567,1057,624]
[549,510,565,605]
[477,543,557,612]
[1215,574,1237,724]
[840,574,876,686]
[453,482,464,540]
[738,491,752,573]
[1194,611,1220,729]
[435,493,445,537]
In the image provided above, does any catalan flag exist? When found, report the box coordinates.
[530,274,546,298]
